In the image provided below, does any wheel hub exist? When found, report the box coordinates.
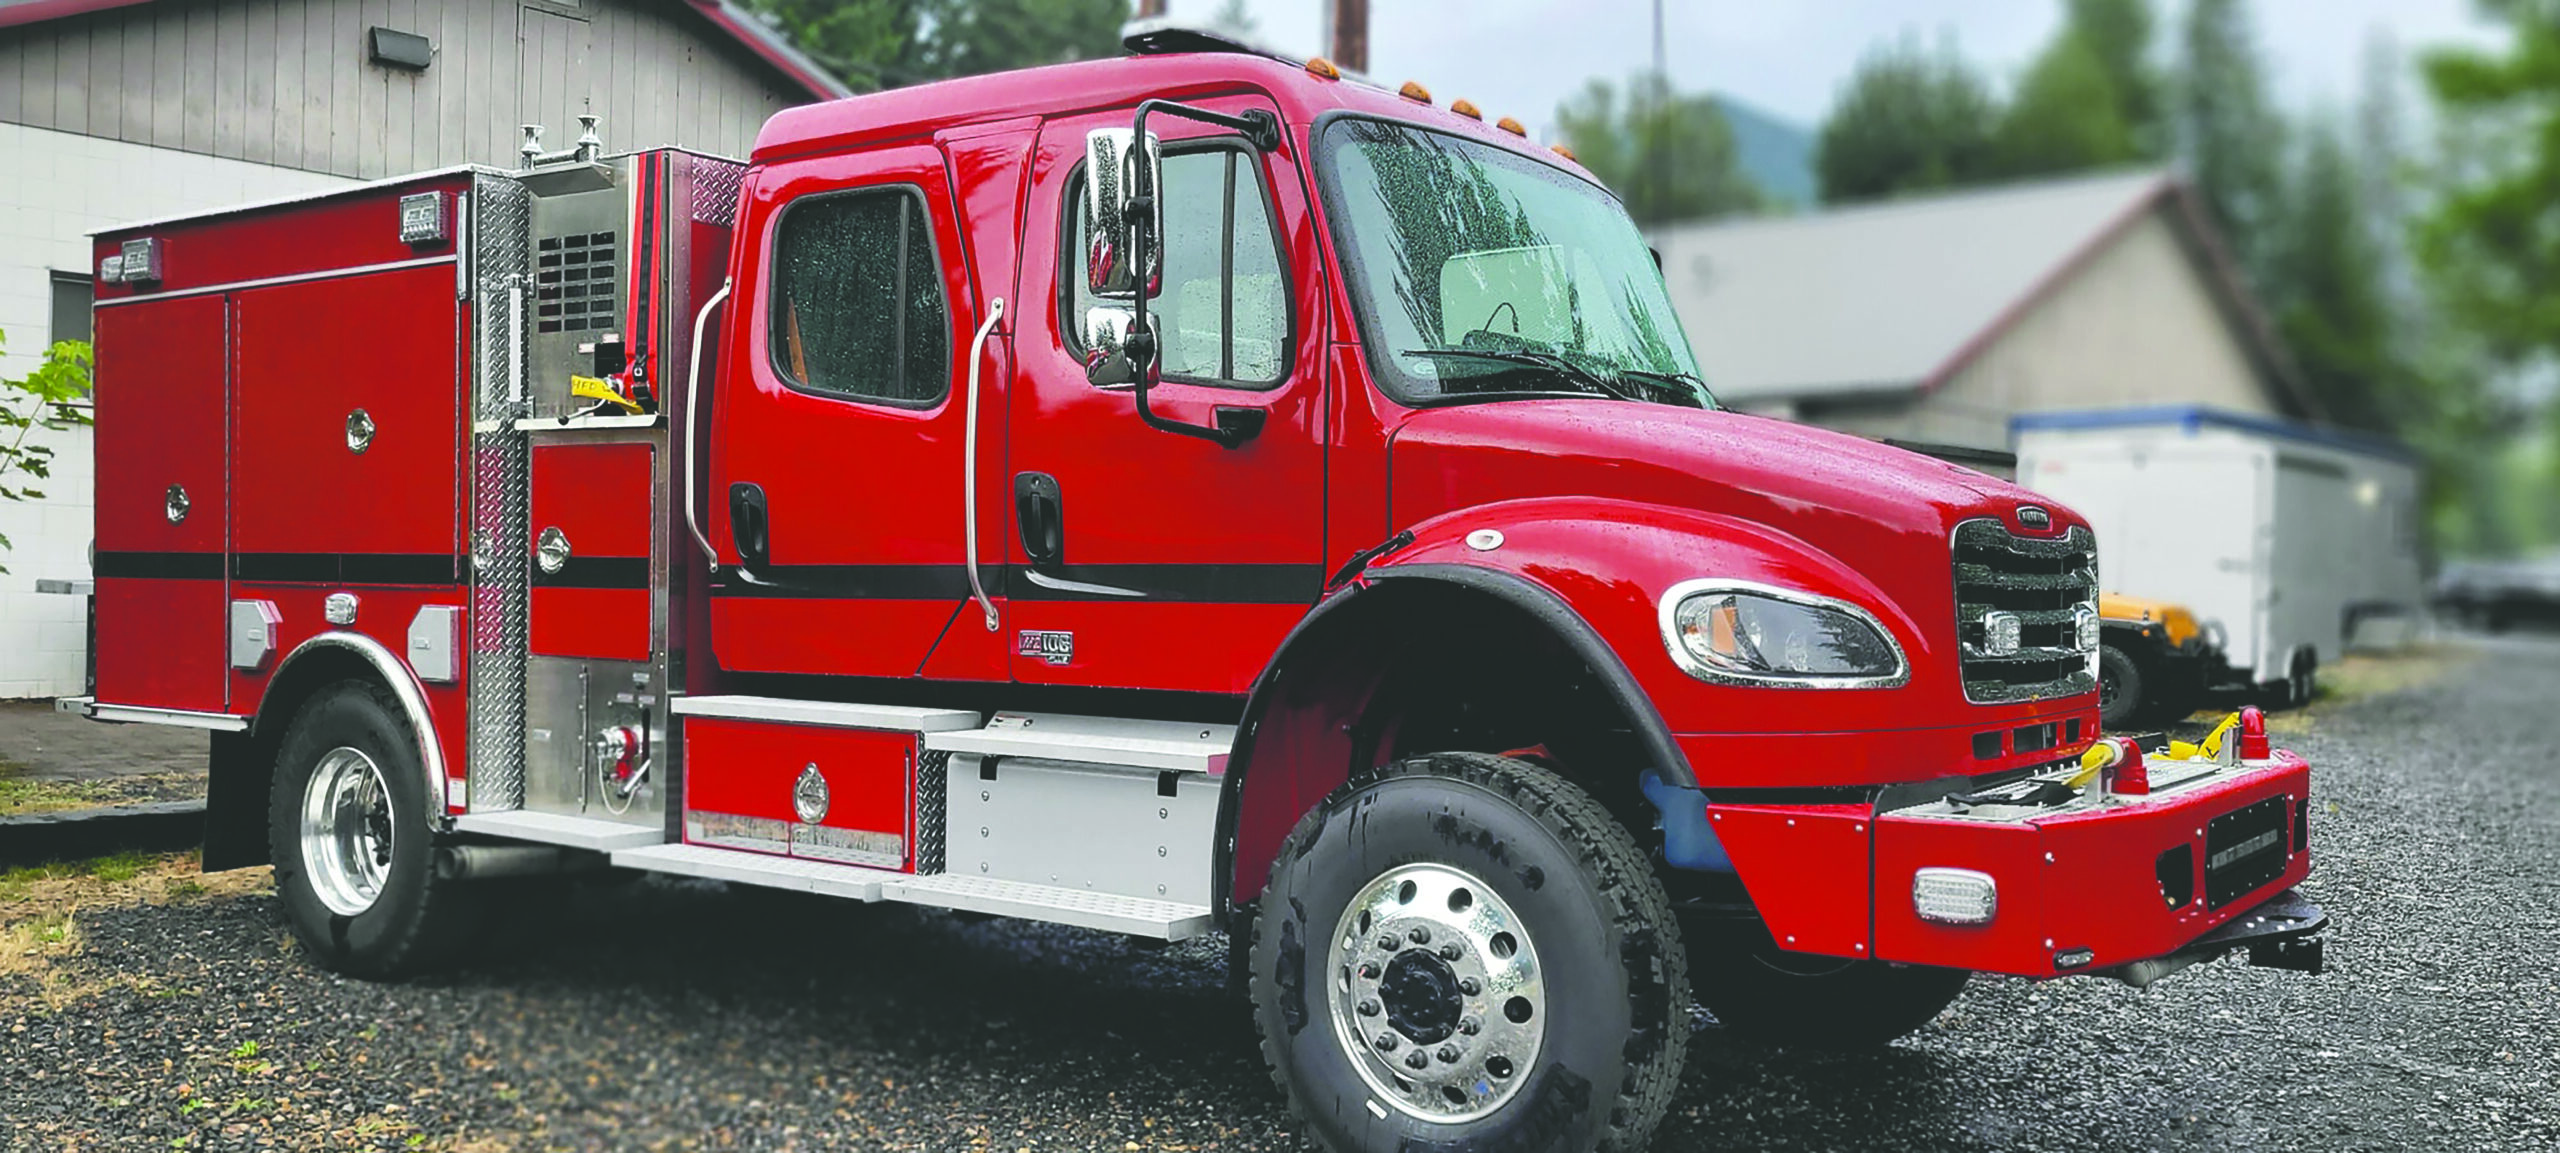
[1325,863,1545,1123]
[299,746,395,917]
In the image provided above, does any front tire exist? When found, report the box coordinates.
[1687,919,1969,1048]
[268,681,479,978]
[1250,753,1688,1153]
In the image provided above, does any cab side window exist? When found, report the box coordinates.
[1069,146,1287,387]
[771,187,949,405]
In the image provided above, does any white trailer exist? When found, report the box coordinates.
[2013,407,2423,700]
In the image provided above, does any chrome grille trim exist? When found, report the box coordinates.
[1952,518,2098,704]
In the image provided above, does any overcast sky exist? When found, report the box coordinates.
[1159,0,2509,140]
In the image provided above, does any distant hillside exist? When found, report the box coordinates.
[1712,95,1816,208]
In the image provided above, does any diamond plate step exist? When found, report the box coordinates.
[608,843,1214,939]
[612,843,889,900]
[453,810,664,852]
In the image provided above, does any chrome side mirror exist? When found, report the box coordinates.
[1083,305,1138,386]
[1084,127,1163,298]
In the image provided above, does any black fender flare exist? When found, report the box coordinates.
[1211,562,1693,917]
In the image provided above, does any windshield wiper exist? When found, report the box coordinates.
[1398,348,1639,402]
[1611,367,1716,409]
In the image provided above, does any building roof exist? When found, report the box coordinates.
[1649,169,2307,412]
[2012,404,2419,464]
[0,0,851,101]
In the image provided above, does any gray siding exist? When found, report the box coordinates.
[0,0,807,178]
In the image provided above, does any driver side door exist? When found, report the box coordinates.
[1003,99,1329,693]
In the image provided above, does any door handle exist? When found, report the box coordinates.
[728,482,768,571]
[1015,472,1062,567]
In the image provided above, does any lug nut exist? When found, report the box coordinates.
[1357,998,1380,1017]
[1375,1033,1399,1052]
[1404,1049,1430,1070]
[1377,934,1399,951]
[1459,1016,1481,1036]
[1437,1044,1461,1063]
[1409,926,1432,945]
[1457,977,1481,996]
[1439,943,1462,961]
[1357,962,1380,980]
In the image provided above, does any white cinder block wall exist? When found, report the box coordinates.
[0,122,351,698]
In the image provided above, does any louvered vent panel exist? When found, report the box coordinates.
[534,230,620,334]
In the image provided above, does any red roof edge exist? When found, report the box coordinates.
[0,0,156,32]
[682,0,855,102]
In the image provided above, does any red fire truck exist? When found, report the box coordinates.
[72,30,2324,1153]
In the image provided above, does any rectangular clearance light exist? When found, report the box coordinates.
[1913,867,1998,925]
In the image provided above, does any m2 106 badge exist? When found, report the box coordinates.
[1017,630,1074,666]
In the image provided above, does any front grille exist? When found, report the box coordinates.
[535,230,619,334]
[1952,518,2097,703]
[2204,796,2290,908]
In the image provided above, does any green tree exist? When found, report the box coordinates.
[0,332,94,575]
[745,0,1127,92]
[2266,120,2397,433]
[2064,0,2165,149]
[2173,0,2286,281]
[1814,35,2001,203]
[1996,27,2142,176]
[1555,72,1763,226]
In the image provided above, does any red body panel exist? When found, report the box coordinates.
[91,174,468,303]
[231,265,463,561]
[531,443,656,662]
[683,717,916,870]
[91,294,229,713]
[226,585,472,791]
[1706,804,1875,958]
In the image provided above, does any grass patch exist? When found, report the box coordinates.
[0,851,273,1011]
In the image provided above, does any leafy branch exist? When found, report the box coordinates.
[0,329,95,575]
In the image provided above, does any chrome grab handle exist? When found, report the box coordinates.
[682,279,732,569]
[964,298,1006,632]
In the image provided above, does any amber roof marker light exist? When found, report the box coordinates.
[1495,116,1528,136]
[1450,99,1483,120]
[1306,56,1341,80]
[1398,80,1433,104]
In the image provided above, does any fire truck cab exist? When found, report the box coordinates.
[76,30,2325,1153]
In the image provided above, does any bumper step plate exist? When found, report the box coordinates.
[612,843,1213,940]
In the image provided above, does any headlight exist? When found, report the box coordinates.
[1659,580,1909,687]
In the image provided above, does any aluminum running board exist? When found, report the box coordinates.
[610,843,1215,940]
[924,711,1236,775]
[452,810,665,852]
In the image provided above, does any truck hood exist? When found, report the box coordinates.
[1388,400,2033,547]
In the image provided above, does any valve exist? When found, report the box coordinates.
[593,724,647,799]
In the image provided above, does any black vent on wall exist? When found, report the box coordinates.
[536,231,619,334]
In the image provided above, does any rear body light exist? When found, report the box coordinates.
[1912,867,1998,925]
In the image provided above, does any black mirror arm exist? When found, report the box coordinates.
[1120,99,1280,450]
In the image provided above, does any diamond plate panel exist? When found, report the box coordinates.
[914,749,948,874]
[468,173,534,812]
[689,157,744,226]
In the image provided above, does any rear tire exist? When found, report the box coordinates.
[1250,753,1688,1153]
[1687,919,1970,1048]
[267,681,480,978]
[2097,643,2143,732]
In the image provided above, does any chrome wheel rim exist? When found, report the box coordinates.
[1325,863,1545,1123]
[300,746,395,916]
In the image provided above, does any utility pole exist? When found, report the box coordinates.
[1331,0,1369,73]
[1136,0,1166,18]
[1648,0,1669,227]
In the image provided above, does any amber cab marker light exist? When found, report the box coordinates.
[1306,56,1340,80]
[1496,116,1528,136]
[1552,143,1578,161]
[1450,99,1483,120]
[1399,80,1433,104]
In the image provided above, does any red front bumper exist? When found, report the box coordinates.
[1706,750,2314,979]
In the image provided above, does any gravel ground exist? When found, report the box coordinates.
[2,636,2554,1151]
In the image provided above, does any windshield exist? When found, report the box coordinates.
[1316,118,1714,409]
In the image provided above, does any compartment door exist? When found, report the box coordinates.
[92,294,229,712]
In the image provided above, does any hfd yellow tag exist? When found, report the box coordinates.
[570,375,643,414]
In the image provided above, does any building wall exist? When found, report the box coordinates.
[1804,208,2279,452]
[0,0,800,180]
[0,122,354,697]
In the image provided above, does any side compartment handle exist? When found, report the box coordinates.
[682,278,733,569]
[964,298,1007,632]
